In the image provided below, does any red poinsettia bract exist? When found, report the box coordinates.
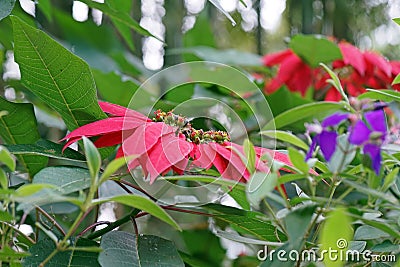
[262,42,400,101]
[62,101,301,184]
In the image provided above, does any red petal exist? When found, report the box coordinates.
[146,134,193,184]
[61,117,143,142]
[99,101,151,121]
[263,49,293,66]
[122,122,175,158]
[213,142,250,180]
[230,143,270,173]
[364,51,391,77]
[192,143,216,169]
[325,88,342,101]
[276,54,303,84]
[338,43,366,75]
[94,132,124,147]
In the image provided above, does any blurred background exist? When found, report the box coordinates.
[4,0,400,71]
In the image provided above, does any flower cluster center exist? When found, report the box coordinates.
[153,110,230,144]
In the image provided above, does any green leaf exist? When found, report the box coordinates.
[359,89,400,102]
[77,0,161,41]
[107,0,135,51]
[246,172,278,207]
[182,229,226,266]
[11,16,108,131]
[260,130,309,150]
[170,46,262,66]
[164,175,245,191]
[243,139,256,174]
[393,18,400,25]
[285,204,317,242]
[320,207,353,267]
[0,210,13,222]
[382,167,398,191]
[0,97,48,176]
[93,69,139,107]
[82,137,101,180]
[0,246,30,263]
[263,102,346,130]
[100,156,135,184]
[0,0,15,21]
[204,204,286,242]
[92,195,181,231]
[4,139,85,162]
[342,180,397,204]
[320,63,350,103]
[99,232,184,267]
[23,238,101,267]
[0,146,15,171]
[33,166,91,194]
[36,0,52,22]
[354,225,390,240]
[393,73,400,85]
[13,183,56,197]
[289,35,342,67]
[226,185,250,210]
[288,147,309,174]
[0,169,7,189]
[208,0,236,26]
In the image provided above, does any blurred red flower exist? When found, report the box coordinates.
[262,42,400,101]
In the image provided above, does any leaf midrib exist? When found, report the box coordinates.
[19,26,79,130]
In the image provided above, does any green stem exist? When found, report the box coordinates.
[262,199,288,236]
[87,209,140,240]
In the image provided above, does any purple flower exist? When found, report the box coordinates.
[348,109,387,175]
[306,113,349,161]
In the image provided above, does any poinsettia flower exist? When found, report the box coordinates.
[263,49,312,96]
[62,101,305,184]
[263,41,400,101]
[306,113,350,161]
[348,109,387,174]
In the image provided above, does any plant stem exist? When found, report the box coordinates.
[87,209,141,240]
[262,199,288,236]
[36,207,66,236]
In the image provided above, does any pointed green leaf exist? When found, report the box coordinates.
[0,146,15,171]
[83,137,101,180]
[0,169,8,189]
[320,207,353,267]
[290,35,342,67]
[263,102,346,130]
[4,139,85,162]
[33,166,91,194]
[99,232,184,267]
[288,147,309,174]
[100,156,136,183]
[246,172,278,207]
[359,89,400,102]
[320,63,350,103]
[11,16,107,131]
[260,130,309,150]
[243,139,256,174]
[77,0,161,41]
[92,195,181,231]
[0,97,47,176]
[23,238,101,267]
[0,0,15,21]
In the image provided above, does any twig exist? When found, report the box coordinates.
[36,207,66,236]
[77,221,111,238]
